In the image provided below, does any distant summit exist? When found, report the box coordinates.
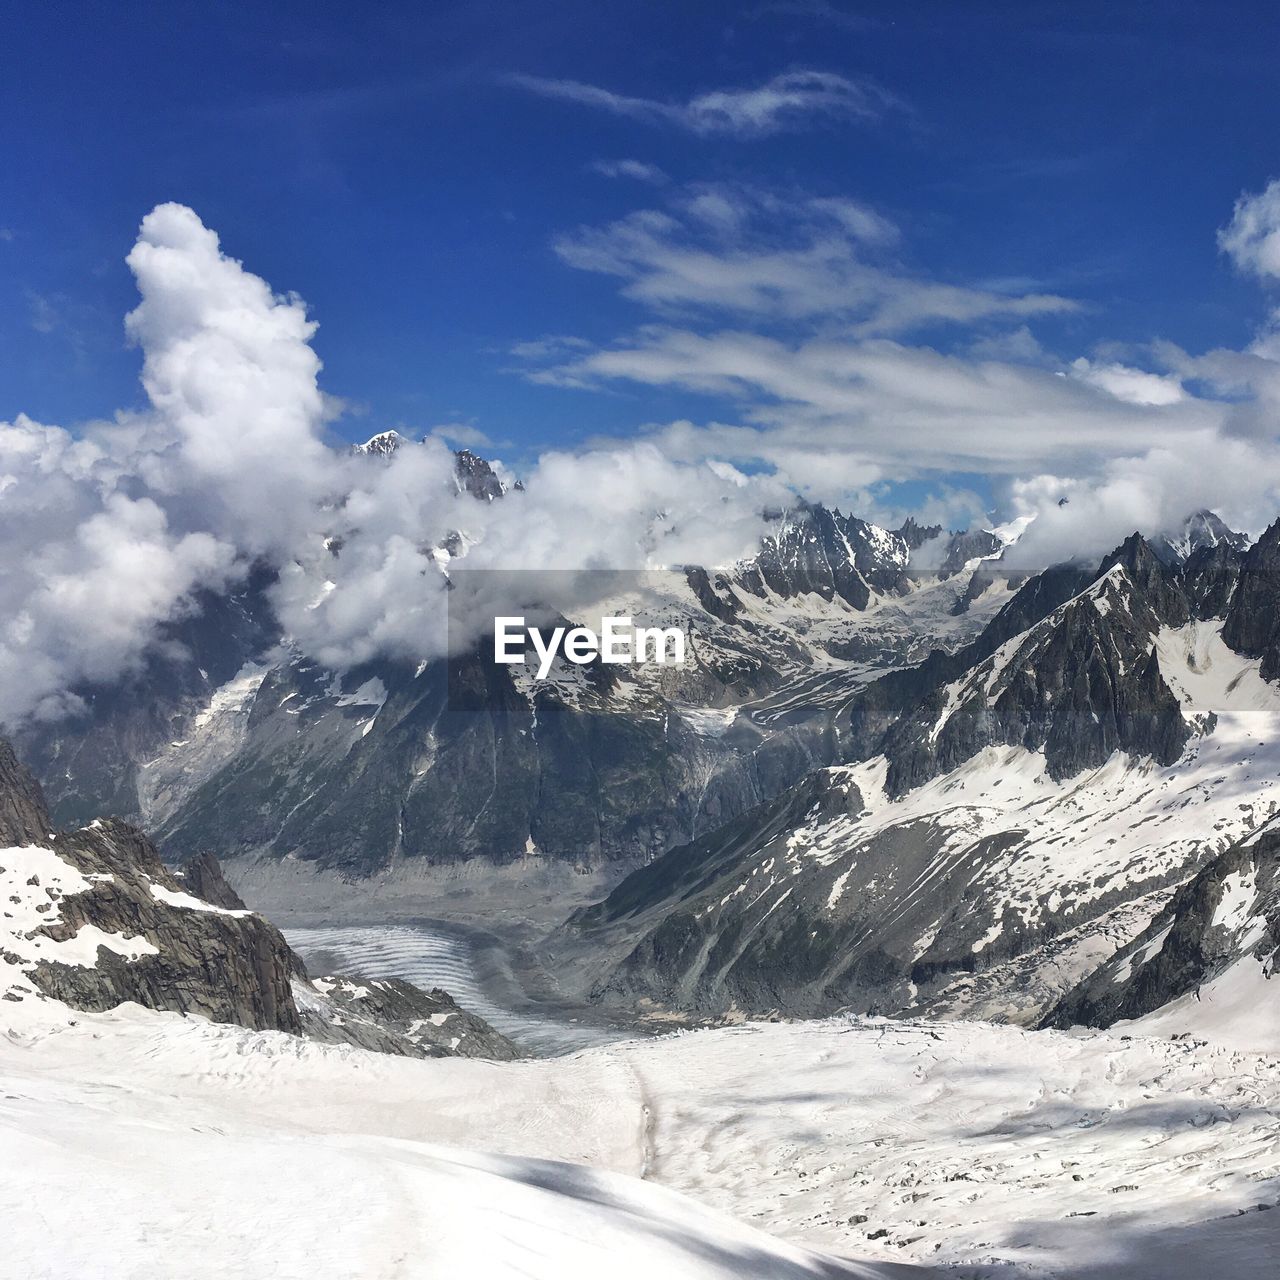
[353,431,512,500]
[1151,509,1249,566]
[352,429,405,458]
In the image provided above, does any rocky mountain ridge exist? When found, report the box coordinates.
[13,443,1021,875]
[552,520,1278,1028]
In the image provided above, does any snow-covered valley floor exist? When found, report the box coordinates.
[2,1002,1276,1279]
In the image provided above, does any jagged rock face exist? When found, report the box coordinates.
[937,528,1004,578]
[180,849,250,911]
[0,740,50,846]
[733,506,942,609]
[152,650,829,871]
[20,818,302,1033]
[853,536,1210,797]
[1223,517,1280,680]
[296,974,520,1059]
[452,448,506,501]
[1044,823,1280,1031]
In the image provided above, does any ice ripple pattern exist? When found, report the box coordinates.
[284,923,619,1057]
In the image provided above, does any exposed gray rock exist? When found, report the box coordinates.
[297,974,520,1059]
[0,738,51,846]
[179,849,249,911]
[29,818,302,1033]
[851,535,1218,799]
[1045,823,1279,1031]
[1223,517,1280,680]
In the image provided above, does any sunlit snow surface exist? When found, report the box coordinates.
[783,622,1280,950]
[1,1002,1276,1279]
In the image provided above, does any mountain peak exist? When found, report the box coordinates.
[352,430,405,458]
[1151,509,1249,566]
[453,449,505,501]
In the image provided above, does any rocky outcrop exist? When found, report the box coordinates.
[297,975,520,1059]
[24,818,301,1032]
[733,505,942,610]
[937,528,1003,578]
[179,849,249,911]
[1044,823,1279,1031]
[1223,517,1280,680]
[453,448,506,501]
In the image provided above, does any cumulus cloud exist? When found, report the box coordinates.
[507,70,900,137]
[0,415,240,722]
[9,173,1280,726]
[0,204,776,726]
[1219,179,1280,281]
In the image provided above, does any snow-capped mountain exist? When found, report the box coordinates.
[1151,507,1251,567]
[553,521,1279,1028]
[13,451,1016,875]
[354,429,513,499]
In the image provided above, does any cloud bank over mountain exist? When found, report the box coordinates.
[0,205,775,724]
[4,177,1280,725]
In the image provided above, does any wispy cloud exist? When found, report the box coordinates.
[511,174,1280,565]
[590,158,669,184]
[27,292,60,335]
[547,183,1074,334]
[430,422,492,449]
[506,69,902,137]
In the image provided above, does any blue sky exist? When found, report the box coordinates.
[3,1,1280,521]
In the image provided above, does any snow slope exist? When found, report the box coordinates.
[2,1000,1276,1279]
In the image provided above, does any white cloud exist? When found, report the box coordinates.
[518,173,1280,563]
[0,204,781,725]
[507,69,900,137]
[10,175,1280,725]
[1068,358,1186,406]
[590,159,668,184]
[430,423,493,449]
[548,185,1075,334]
[1219,179,1280,281]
